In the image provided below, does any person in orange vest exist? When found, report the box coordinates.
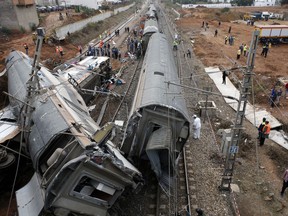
[59,46,64,56]
[259,120,271,146]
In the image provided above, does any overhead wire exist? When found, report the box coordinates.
[253,77,288,121]
[251,72,263,216]
[5,120,25,216]
[161,5,182,214]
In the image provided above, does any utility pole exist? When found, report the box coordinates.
[219,30,260,191]
[21,27,45,152]
[202,86,212,123]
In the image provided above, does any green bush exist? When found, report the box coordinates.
[20,26,26,33]
[99,5,110,10]
[81,6,97,17]
[30,23,37,31]
[221,7,230,13]
[0,26,11,35]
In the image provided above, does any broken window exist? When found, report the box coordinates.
[72,176,116,203]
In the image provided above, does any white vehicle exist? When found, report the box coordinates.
[261,11,270,20]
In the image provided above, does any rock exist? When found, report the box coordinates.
[259,166,265,169]
[264,196,272,201]
[230,184,240,193]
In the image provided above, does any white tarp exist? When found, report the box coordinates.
[16,173,45,216]
[205,67,288,150]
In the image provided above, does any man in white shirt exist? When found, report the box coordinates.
[193,115,201,139]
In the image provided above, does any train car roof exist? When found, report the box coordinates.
[148,4,156,11]
[143,19,159,35]
[136,33,190,122]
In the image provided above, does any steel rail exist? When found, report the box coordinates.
[111,60,141,122]
[157,3,192,215]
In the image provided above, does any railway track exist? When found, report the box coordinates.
[102,2,236,216]
[151,3,194,216]
[91,2,222,215]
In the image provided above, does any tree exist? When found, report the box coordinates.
[235,0,253,6]
[281,0,288,5]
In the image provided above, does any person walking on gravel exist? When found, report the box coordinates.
[281,168,288,197]
[257,117,266,139]
[259,120,270,146]
[193,115,201,139]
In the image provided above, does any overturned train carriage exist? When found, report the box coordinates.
[121,33,190,193]
[5,51,142,216]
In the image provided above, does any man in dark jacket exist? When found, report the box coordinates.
[259,120,271,146]
[257,117,266,139]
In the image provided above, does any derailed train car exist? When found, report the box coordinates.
[146,3,158,20]
[121,33,190,193]
[142,19,159,53]
[2,51,143,216]
[59,56,112,103]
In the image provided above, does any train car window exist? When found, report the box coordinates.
[154,71,164,76]
[72,176,116,203]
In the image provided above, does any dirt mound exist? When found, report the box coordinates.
[183,8,243,22]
